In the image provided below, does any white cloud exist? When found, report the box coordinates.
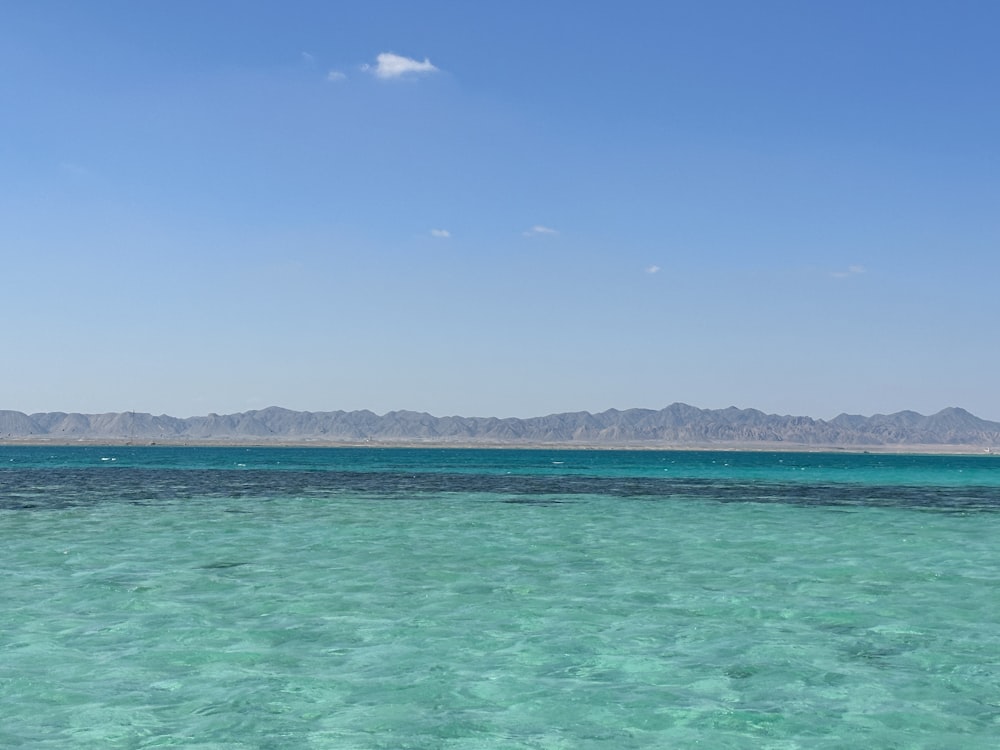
[430,229,451,238]
[327,70,347,82]
[59,161,89,176]
[301,51,315,64]
[831,264,866,279]
[646,265,661,274]
[369,52,438,79]
[523,225,558,237]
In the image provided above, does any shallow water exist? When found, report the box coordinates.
[3,447,999,748]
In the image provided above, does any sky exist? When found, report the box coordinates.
[3,1,999,420]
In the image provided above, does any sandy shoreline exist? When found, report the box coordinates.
[0,436,995,456]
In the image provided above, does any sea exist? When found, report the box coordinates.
[2,445,999,749]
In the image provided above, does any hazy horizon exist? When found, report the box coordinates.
[4,2,998,422]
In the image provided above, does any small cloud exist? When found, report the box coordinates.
[370,52,439,79]
[59,161,89,176]
[646,265,661,274]
[327,70,347,82]
[301,51,315,64]
[831,264,866,279]
[430,228,451,238]
[523,225,558,237]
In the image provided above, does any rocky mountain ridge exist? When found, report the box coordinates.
[2,404,999,447]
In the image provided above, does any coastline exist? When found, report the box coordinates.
[5,405,998,453]
[1,436,995,456]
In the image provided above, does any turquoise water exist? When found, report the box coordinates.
[2,447,999,748]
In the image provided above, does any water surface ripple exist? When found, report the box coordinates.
[2,447,999,748]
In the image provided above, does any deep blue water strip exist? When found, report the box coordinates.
[2,467,998,512]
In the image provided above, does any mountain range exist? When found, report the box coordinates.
[2,404,999,448]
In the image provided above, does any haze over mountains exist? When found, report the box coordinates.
[2,404,999,448]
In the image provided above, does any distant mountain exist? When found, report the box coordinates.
[2,404,999,447]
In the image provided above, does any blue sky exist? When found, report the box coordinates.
[3,1,999,420]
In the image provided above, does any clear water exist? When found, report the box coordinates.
[3,446,999,748]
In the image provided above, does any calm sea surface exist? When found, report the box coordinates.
[3,446,999,748]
